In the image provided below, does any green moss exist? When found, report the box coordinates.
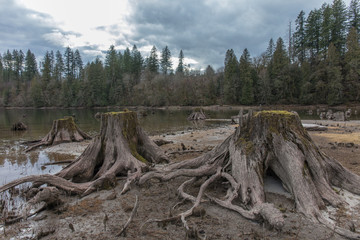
[236,137,254,155]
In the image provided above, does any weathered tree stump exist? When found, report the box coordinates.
[140,110,360,238]
[187,108,206,121]
[25,116,91,152]
[11,122,28,131]
[1,111,169,197]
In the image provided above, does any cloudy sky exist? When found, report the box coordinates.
[0,0,352,70]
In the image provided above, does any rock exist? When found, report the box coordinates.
[333,111,345,121]
[345,143,355,148]
[153,139,173,146]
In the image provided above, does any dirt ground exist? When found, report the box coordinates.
[1,119,360,240]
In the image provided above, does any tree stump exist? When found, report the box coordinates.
[187,108,206,121]
[140,110,360,238]
[25,116,91,152]
[11,122,28,131]
[1,111,169,197]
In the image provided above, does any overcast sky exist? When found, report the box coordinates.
[0,0,352,70]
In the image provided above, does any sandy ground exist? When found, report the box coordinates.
[1,119,360,240]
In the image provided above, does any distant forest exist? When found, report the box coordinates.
[0,0,359,107]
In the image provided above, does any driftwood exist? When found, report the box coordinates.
[25,116,91,152]
[139,110,360,239]
[1,111,169,197]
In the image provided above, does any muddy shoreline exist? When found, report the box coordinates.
[2,119,360,239]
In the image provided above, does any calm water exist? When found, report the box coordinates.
[0,108,239,184]
[0,107,359,184]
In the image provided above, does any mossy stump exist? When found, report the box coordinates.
[140,110,360,238]
[25,116,91,152]
[2,111,169,198]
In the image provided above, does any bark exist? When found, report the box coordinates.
[187,109,206,121]
[25,116,91,152]
[1,111,169,197]
[140,110,360,238]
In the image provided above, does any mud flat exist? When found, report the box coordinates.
[2,120,360,239]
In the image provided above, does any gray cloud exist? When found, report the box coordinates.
[0,0,345,69]
[122,0,333,69]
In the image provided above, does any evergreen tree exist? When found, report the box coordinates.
[272,37,291,102]
[131,45,143,83]
[344,27,360,101]
[239,48,254,105]
[326,43,343,105]
[320,4,333,57]
[223,49,240,104]
[147,46,159,73]
[3,50,13,82]
[64,47,74,81]
[74,49,83,79]
[176,50,184,74]
[54,50,64,81]
[305,9,322,59]
[331,0,348,53]
[160,46,172,75]
[122,47,132,73]
[0,53,3,82]
[349,0,360,33]
[294,10,307,63]
[24,49,38,82]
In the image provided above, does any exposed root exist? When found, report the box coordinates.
[139,110,360,239]
[25,116,91,152]
[117,195,139,237]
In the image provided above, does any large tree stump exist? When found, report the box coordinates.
[140,110,360,238]
[1,111,169,197]
[187,108,206,121]
[25,116,91,152]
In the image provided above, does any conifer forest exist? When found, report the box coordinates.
[0,0,359,108]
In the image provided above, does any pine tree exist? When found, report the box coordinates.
[331,0,348,53]
[74,49,83,80]
[176,50,184,74]
[326,43,343,105]
[147,46,159,73]
[160,46,172,75]
[24,50,38,82]
[64,47,74,81]
[223,49,240,104]
[320,4,333,57]
[294,10,307,63]
[131,45,143,83]
[54,50,64,81]
[305,9,322,59]
[272,38,290,102]
[239,48,254,105]
[349,0,360,33]
[344,27,360,101]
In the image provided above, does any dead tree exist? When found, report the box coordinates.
[25,116,91,152]
[140,110,360,238]
[1,111,169,197]
[11,122,28,131]
[187,108,206,121]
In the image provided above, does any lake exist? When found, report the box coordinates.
[0,106,359,185]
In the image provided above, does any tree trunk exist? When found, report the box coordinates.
[187,108,206,120]
[25,116,91,152]
[140,110,360,238]
[2,111,169,197]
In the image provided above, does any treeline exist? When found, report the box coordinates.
[0,0,359,107]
